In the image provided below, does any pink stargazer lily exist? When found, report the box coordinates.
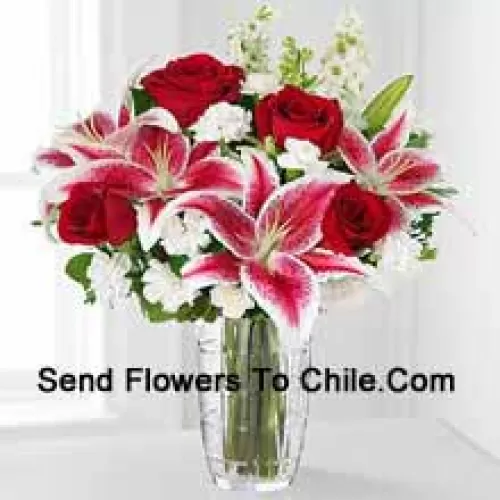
[338,111,442,208]
[166,150,365,338]
[41,126,243,250]
[35,108,179,169]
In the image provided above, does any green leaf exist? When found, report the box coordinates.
[131,88,156,116]
[138,295,178,323]
[363,75,414,137]
[168,254,189,277]
[65,253,93,290]
[419,245,438,261]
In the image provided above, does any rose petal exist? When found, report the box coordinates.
[241,252,319,340]
[104,192,138,245]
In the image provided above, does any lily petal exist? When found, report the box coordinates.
[35,147,76,169]
[338,127,376,175]
[381,150,440,194]
[163,193,256,259]
[73,111,117,140]
[182,252,241,288]
[130,127,189,177]
[188,141,219,165]
[69,143,124,162]
[299,249,366,281]
[241,252,319,340]
[180,158,243,196]
[136,198,167,251]
[257,179,336,256]
[52,159,157,200]
[371,111,411,159]
[105,107,179,156]
[398,192,443,208]
[241,149,279,218]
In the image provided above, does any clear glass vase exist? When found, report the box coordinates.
[197,317,310,492]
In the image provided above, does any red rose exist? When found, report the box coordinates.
[321,182,392,255]
[58,183,137,246]
[254,85,344,154]
[141,53,245,128]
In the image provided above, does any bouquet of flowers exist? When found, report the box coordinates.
[33,5,457,490]
[34,5,454,336]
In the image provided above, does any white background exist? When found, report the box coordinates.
[0,0,499,473]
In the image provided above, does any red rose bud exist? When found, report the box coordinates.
[58,183,137,246]
[141,53,245,128]
[254,85,344,155]
[321,182,393,255]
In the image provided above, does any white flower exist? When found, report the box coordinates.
[210,284,255,319]
[277,138,329,174]
[88,252,132,306]
[243,72,279,95]
[377,232,421,275]
[318,6,370,105]
[191,103,252,143]
[368,232,422,293]
[142,260,197,312]
[161,211,210,257]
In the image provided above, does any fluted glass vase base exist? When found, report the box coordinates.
[198,317,310,492]
[213,472,292,492]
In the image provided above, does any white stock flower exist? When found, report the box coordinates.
[277,138,329,174]
[191,102,252,142]
[210,284,255,319]
[161,211,210,257]
[142,260,197,312]
[88,252,132,306]
[243,72,279,95]
[318,6,370,107]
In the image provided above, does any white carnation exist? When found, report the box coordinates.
[277,138,329,174]
[142,260,197,312]
[210,284,255,319]
[161,211,210,257]
[191,103,252,143]
[88,252,132,307]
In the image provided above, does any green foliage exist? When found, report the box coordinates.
[427,186,459,198]
[279,36,317,88]
[362,75,414,137]
[65,253,93,290]
[65,253,97,304]
[168,254,189,277]
[359,250,381,267]
[410,212,440,261]
[407,129,432,149]
[131,88,156,116]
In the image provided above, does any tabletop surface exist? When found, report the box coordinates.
[0,419,498,500]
